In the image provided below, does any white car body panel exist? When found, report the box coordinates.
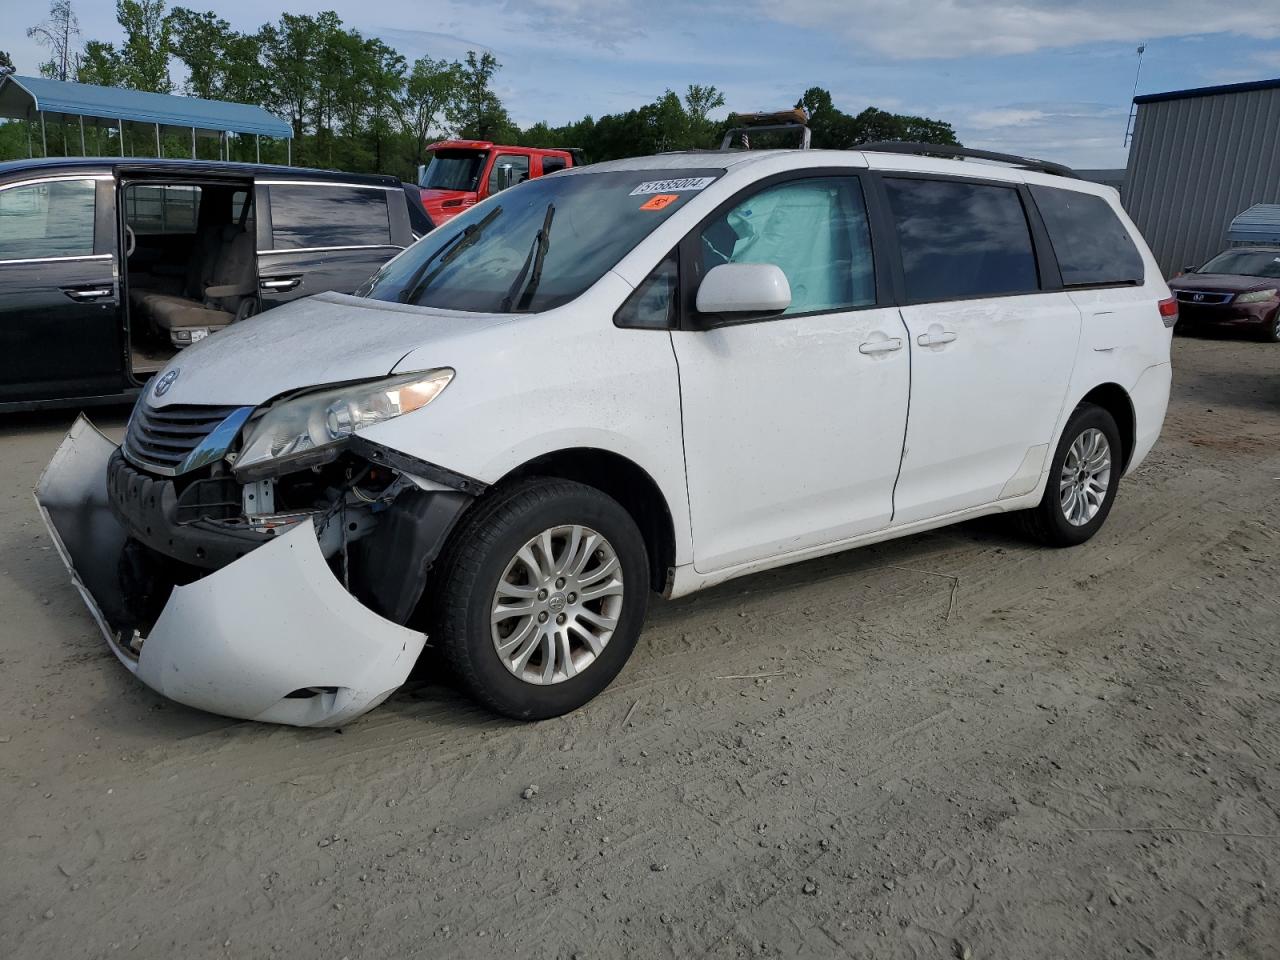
[671,304,910,573]
[368,272,695,565]
[892,291,1082,525]
[145,291,515,407]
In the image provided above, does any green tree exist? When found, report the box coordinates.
[258,14,322,144]
[28,0,81,81]
[452,51,513,141]
[166,8,259,103]
[684,84,725,125]
[76,40,122,86]
[116,0,172,92]
[398,55,463,165]
[0,51,14,71]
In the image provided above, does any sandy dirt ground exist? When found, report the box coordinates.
[2,334,1279,959]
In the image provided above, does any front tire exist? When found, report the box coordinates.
[431,478,649,720]
[1262,308,1280,343]
[1021,403,1122,547]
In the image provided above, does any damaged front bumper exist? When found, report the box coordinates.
[35,416,430,727]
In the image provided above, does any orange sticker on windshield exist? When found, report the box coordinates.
[640,194,679,211]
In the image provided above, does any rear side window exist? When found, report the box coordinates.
[884,178,1038,301]
[0,178,96,261]
[1030,185,1144,286]
[270,185,391,250]
[541,156,567,175]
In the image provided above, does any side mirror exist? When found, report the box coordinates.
[416,164,426,187]
[695,263,791,320]
[500,165,515,191]
[1184,265,1197,274]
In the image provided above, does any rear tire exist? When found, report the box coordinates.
[431,478,649,720]
[1020,403,1122,547]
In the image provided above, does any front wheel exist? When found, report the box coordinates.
[1262,308,1280,343]
[1020,403,1122,547]
[431,478,649,720]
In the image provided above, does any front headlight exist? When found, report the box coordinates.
[1235,289,1278,304]
[235,368,453,472]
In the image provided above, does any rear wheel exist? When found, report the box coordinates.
[1021,403,1122,547]
[431,478,649,720]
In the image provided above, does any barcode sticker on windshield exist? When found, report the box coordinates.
[629,177,716,196]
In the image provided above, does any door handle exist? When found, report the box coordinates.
[858,337,903,355]
[260,276,302,291]
[61,285,115,302]
[917,330,957,347]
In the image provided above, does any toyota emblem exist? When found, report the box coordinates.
[153,368,180,397]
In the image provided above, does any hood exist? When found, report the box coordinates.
[1168,273,1278,294]
[147,291,511,407]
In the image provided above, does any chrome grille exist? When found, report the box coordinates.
[123,403,242,475]
[1175,290,1233,305]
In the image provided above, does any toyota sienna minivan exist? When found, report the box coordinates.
[38,144,1174,727]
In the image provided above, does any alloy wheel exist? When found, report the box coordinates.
[1059,427,1112,526]
[490,525,624,685]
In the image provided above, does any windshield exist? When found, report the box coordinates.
[1197,249,1280,279]
[420,150,487,192]
[360,168,723,313]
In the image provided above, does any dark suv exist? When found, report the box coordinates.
[0,158,425,411]
[1169,247,1280,342]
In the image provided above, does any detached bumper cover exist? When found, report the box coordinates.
[35,416,427,727]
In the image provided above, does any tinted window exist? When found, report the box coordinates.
[0,179,96,261]
[489,155,530,194]
[542,156,567,175]
[884,178,1038,301]
[359,168,722,313]
[697,176,875,315]
[270,185,390,250]
[616,254,678,329]
[1196,249,1280,280]
[1031,185,1143,286]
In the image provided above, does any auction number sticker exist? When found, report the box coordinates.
[629,177,716,196]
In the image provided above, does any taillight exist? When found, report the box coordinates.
[1158,296,1178,328]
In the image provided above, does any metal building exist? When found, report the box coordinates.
[1123,77,1280,276]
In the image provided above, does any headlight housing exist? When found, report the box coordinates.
[1235,288,1278,304]
[235,369,453,472]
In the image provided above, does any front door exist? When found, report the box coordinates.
[671,174,910,574]
[882,176,1081,525]
[0,175,123,404]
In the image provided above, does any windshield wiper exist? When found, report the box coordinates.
[398,206,503,304]
[500,202,556,313]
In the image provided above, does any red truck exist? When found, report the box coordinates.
[416,140,580,226]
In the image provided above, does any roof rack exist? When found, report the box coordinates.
[857,141,1078,179]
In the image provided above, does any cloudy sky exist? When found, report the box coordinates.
[6,0,1280,167]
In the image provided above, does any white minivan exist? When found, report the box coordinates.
[38,145,1175,727]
